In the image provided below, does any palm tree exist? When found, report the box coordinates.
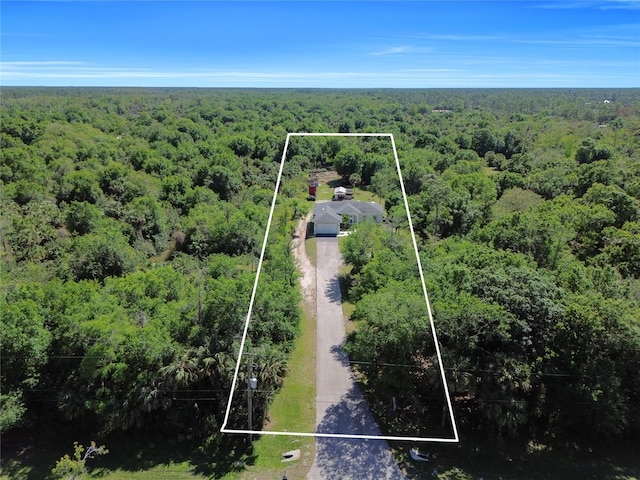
[158,349,201,390]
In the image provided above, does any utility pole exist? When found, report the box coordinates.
[246,355,257,444]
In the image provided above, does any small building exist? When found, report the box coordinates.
[312,200,384,236]
[333,186,354,200]
[308,176,319,197]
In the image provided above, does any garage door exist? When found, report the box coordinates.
[315,222,339,236]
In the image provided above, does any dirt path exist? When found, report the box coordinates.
[292,213,316,310]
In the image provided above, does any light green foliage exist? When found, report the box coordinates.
[400,151,436,195]
[582,182,639,227]
[52,441,108,480]
[2,88,640,476]
[493,187,544,217]
[443,167,497,227]
[352,245,416,298]
[348,281,430,366]
[0,298,50,387]
[57,170,102,204]
[0,295,51,430]
[543,294,640,437]
[0,392,27,432]
[599,221,640,278]
[341,220,388,274]
[195,164,242,200]
[66,201,103,235]
[528,160,577,199]
[370,166,399,200]
[184,203,262,257]
[68,228,142,281]
[475,195,615,268]
[160,174,191,210]
[6,200,60,262]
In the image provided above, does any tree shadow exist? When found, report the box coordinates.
[0,420,255,480]
[338,271,355,304]
[329,343,351,368]
[190,434,256,479]
[313,384,406,479]
[323,272,343,306]
[393,431,640,480]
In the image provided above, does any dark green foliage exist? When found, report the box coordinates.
[575,137,614,164]
[195,164,242,200]
[582,182,639,227]
[228,135,254,157]
[56,170,102,204]
[599,222,640,278]
[68,228,142,281]
[334,145,365,178]
[124,196,169,251]
[2,87,640,463]
[472,128,503,157]
[0,296,51,430]
[65,201,103,235]
[346,281,431,391]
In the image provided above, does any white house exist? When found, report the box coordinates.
[312,200,384,236]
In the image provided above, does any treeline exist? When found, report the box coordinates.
[334,89,640,444]
[0,88,315,461]
[1,87,639,459]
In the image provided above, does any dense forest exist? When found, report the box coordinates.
[1,88,639,477]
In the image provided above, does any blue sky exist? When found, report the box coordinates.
[1,1,639,87]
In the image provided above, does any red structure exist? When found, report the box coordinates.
[308,175,319,197]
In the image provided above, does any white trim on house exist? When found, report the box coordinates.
[312,200,384,236]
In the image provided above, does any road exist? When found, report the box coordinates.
[306,237,407,480]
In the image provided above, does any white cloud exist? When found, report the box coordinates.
[413,33,504,42]
[369,46,412,56]
[1,58,637,88]
[1,61,86,66]
[411,24,639,50]
[529,0,640,9]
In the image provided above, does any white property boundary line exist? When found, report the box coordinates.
[220,132,459,443]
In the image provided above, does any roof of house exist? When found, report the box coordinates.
[333,202,361,216]
[350,201,384,215]
[313,201,384,223]
[314,209,342,224]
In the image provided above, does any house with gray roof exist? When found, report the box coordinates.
[312,200,384,236]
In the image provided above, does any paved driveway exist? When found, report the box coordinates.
[307,237,406,480]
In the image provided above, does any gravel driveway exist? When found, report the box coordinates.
[306,237,406,480]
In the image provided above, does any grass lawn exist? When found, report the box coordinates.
[304,237,317,268]
[337,263,357,336]
[352,186,384,205]
[232,282,317,480]
[315,178,384,206]
[0,428,209,480]
[85,461,204,480]
[315,180,338,201]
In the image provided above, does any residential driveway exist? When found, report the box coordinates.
[307,237,407,480]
